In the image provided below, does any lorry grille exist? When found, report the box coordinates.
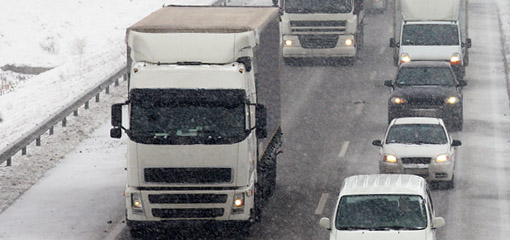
[298,35,340,49]
[402,157,431,164]
[407,97,444,108]
[148,194,228,204]
[290,20,347,33]
[152,208,224,218]
[144,168,232,184]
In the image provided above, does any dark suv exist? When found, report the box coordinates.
[385,61,467,131]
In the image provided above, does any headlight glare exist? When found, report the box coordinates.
[400,53,411,63]
[391,97,406,104]
[436,154,450,163]
[284,39,293,47]
[383,154,398,163]
[345,38,354,46]
[445,96,459,104]
[450,53,461,65]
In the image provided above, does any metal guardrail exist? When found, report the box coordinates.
[0,67,127,166]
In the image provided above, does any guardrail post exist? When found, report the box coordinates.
[36,137,41,146]
[22,147,27,155]
[106,86,110,94]
[49,126,54,135]
[6,158,11,167]
[95,93,100,102]
[123,74,127,81]
[62,117,67,127]
[115,78,119,86]
[73,109,78,116]
[85,101,89,109]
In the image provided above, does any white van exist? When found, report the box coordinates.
[319,174,445,240]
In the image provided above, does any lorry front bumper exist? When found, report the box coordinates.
[283,34,357,58]
[380,161,454,181]
[125,186,254,223]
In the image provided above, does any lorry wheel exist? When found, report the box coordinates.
[265,160,277,198]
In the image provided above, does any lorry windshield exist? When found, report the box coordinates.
[402,24,459,46]
[386,124,447,145]
[285,0,352,14]
[129,89,248,145]
[396,67,456,87]
[335,194,427,230]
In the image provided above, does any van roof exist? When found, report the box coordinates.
[340,174,427,196]
[128,6,279,34]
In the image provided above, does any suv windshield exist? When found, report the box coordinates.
[396,67,456,87]
[335,195,427,230]
[285,0,352,13]
[386,124,447,144]
[402,24,459,46]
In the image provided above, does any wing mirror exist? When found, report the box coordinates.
[372,140,383,147]
[452,139,462,147]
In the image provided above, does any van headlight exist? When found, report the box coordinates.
[435,154,450,163]
[450,53,461,65]
[391,97,406,104]
[383,154,398,163]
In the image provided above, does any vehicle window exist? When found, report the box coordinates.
[335,194,427,230]
[396,67,455,87]
[386,124,447,144]
[402,24,459,46]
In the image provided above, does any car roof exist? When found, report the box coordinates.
[399,61,452,68]
[340,174,427,196]
[391,117,443,125]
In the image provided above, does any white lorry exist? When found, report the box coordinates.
[390,0,471,79]
[110,6,283,234]
[274,0,365,64]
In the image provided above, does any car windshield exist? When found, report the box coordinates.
[285,0,352,13]
[335,195,428,230]
[386,124,448,144]
[402,24,459,46]
[396,67,456,87]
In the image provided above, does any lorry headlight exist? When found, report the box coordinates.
[383,154,398,163]
[445,96,459,104]
[400,53,411,63]
[345,38,354,46]
[284,39,293,47]
[391,97,406,104]
[131,192,144,213]
[436,154,450,163]
[450,53,461,65]
[232,193,245,214]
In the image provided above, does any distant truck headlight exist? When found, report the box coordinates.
[344,38,354,46]
[400,53,411,64]
[284,39,293,47]
[391,97,406,104]
[450,53,461,65]
[383,154,398,163]
[445,96,459,104]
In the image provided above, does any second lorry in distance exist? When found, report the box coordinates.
[110,5,283,235]
[390,0,471,79]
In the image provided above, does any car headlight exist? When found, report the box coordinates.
[345,38,354,46]
[391,97,406,104]
[435,154,450,163]
[284,39,293,47]
[400,53,411,63]
[383,154,398,163]
[445,96,459,104]
[450,53,461,65]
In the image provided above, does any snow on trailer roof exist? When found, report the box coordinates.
[127,6,280,34]
[340,174,428,196]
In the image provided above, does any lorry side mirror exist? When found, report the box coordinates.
[111,103,123,127]
[110,128,122,139]
[384,80,393,87]
[256,104,267,139]
[353,0,363,14]
[452,140,462,147]
[458,80,467,87]
[463,38,472,48]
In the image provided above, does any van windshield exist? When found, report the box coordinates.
[402,24,459,46]
[335,195,428,230]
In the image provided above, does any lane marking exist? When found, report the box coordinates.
[338,141,350,158]
[315,193,330,215]
[355,103,364,115]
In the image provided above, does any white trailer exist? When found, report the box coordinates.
[110,6,282,235]
[390,0,471,79]
[275,0,365,65]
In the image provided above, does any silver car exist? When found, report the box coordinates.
[372,117,461,189]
